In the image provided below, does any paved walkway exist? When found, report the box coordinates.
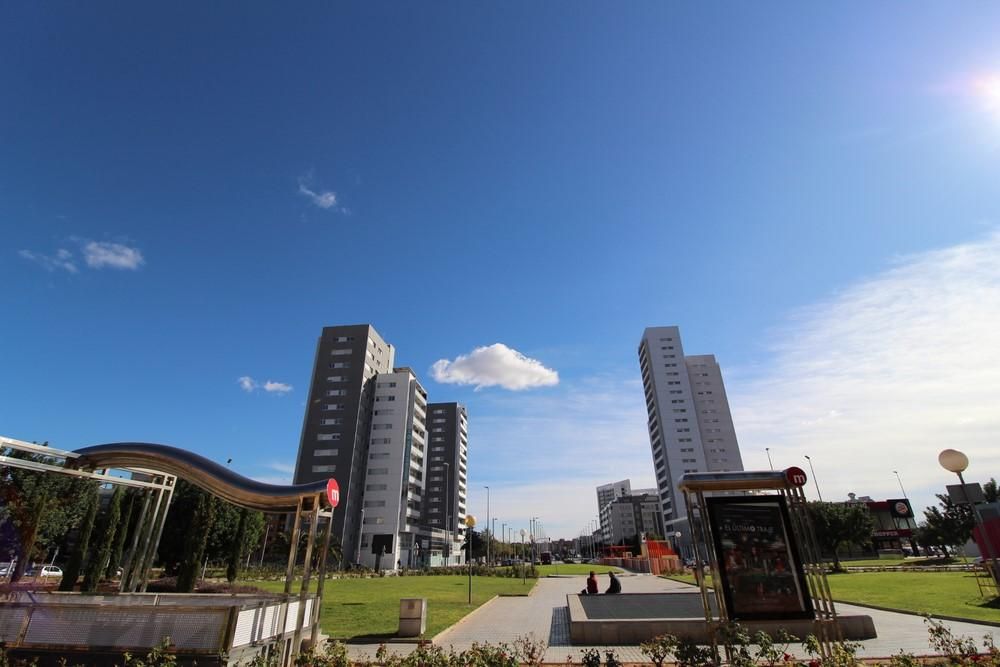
[345,574,1000,663]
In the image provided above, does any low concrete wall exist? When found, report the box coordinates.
[567,594,876,645]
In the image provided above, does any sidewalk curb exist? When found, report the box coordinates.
[833,599,1000,629]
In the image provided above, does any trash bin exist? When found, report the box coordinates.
[398,598,427,637]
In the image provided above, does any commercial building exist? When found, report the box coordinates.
[599,491,665,545]
[637,326,744,554]
[293,324,467,569]
[596,480,632,520]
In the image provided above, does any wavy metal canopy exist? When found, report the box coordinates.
[72,442,329,512]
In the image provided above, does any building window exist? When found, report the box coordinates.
[319,419,342,426]
[329,362,350,369]
[330,349,352,356]
[317,433,340,441]
[377,381,398,388]
[370,437,391,445]
[323,404,344,412]
[368,467,389,475]
[326,376,345,383]
[364,500,386,508]
[311,465,336,473]
[326,389,347,397]
[366,484,388,491]
[374,408,395,416]
[375,395,396,402]
[315,449,338,457]
[369,452,390,460]
[363,517,385,525]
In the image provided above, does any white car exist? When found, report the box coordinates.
[30,565,63,578]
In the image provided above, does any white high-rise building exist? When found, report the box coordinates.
[638,326,744,553]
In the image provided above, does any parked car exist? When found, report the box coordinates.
[28,565,63,578]
[0,562,12,576]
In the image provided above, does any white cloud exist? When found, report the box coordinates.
[267,461,295,475]
[431,343,559,391]
[298,182,337,209]
[238,376,292,395]
[83,241,144,270]
[18,248,78,273]
[729,231,1000,515]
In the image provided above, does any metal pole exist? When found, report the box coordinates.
[285,498,303,595]
[521,533,526,584]
[484,486,490,566]
[893,470,908,498]
[311,508,334,646]
[444,462,451,566]
[121,488,153,592]
[957,471,1000,592]
[766,447,774,470]
[132,481,167,592]
[293,496,320,655]
[259,519,271,567]
[139,477,175,592]
[805,455,823,501]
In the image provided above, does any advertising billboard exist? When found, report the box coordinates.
[707,495,813,620]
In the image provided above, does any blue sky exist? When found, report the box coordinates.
[4,3,1000,539]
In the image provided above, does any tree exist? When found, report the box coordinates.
[83,485,124,592]
[0,449,90,582]
[226,509,250,583]
[58,484,100,591]
[808,501,875,571]
[984,478,998,504]
[921,493,974,556]
[107,489,137,579]
[176,491,217,592]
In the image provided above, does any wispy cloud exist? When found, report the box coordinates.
[431,343,559,391]
[238,376,293,395]
[267,461,295,475]
[83,241,144,270]
[18,248,78,273]
[20,239,144,273]
[729,231,1000,512]
[297,168,341,212]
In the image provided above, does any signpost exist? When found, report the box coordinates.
[784,466,807,488]
[310,479,339,646]
[326,478,340,508]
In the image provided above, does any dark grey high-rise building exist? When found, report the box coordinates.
[424,402,469,556]
[293,324,395,562]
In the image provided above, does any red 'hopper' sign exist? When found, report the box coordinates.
[326,479,340,508]
[785,466,807,487]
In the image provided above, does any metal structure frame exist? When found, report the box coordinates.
[1,436,336,663]
[678,470,840,658]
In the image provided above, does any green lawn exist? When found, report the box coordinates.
[826,571,1000,624]
[255,575,536,639]
[663,570,1000,624]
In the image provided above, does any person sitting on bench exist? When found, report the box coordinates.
[605,571,622,594]
[580,570,599,595]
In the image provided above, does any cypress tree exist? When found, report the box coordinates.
[58,484,99,591]
[82,485,123,592]
[226,508,250,583]
[106,490,136,579]
[176,492,216,593]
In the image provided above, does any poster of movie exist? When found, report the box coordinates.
[706,496,813,620]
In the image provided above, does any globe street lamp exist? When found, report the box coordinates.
[465,515,477,603]
[938,449,999,589]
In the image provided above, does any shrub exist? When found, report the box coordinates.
[641,633,679,667]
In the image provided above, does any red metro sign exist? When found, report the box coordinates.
[784,466,808,488]
[326,479,340,509]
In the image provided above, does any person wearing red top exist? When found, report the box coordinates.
[580,571,599,595]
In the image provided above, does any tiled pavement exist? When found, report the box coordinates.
[345,574,1000,663]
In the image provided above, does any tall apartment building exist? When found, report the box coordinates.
[424,402,469,563]
[638,326,744,553]
[293,324,469,569]
[358,368,428,569]
[293,325,396,565]
[596,479,632,516]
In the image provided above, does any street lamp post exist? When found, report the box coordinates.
[893,470,908,498]
[443,462,451,565]
[939,449,999,590]
[765,447,774,470]
[501,522,506,560]
[484,486,490,566]
[804,455,823,501]
[519,528,527,584]
[465,515,477,603]
[492,517,497,565]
